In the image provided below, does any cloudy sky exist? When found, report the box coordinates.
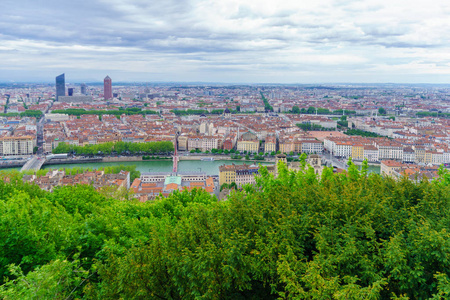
[2,0,450,83]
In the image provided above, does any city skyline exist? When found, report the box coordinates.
[2,0,450,84]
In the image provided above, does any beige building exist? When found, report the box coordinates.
[264,135,277,153]
[237,131,259,153]
[380,160,403,177]
[219,164,237,186]
[351,144,364,161]
[414,147,425,163]
[177,135,189,151]
[237,139,259,153]
[187,135,222,151]
[219,163,276,188]
[0,136,35,156]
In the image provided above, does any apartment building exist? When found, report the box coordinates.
[264,135,277,153]
[300,140,323,154]
[363,146,379,162]
[381,160,404,177]
[414,146,426,163]
[403,147,415,163]
[219,163,259,187]
[377,141,403,161]
[237,139,259,153]
[333,141,353,158]
[351,144,364,160]
[0,136,34,156]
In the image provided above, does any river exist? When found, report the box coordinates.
[41,160,273,175]
[1,159,380,175]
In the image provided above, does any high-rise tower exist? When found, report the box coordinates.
[55,73,65,101]
[80,83,87,95]
[104,76,112,100]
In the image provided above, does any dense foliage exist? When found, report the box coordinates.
[1,163,450,299]
[171,109,225,116]
[291,106,356,116]
[0,110,43,118]
[296,123,334,131]
[261,92,274,112]
[52,141,174,156]
[416,111,450,118]
[345,128,385,137]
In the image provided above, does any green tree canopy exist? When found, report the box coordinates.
[0,161,450,298]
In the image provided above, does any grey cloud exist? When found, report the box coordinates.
[1,0,450,83]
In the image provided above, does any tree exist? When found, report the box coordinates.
[2,156,450,299]
[307,106,316,114]
[291,106,300,114]
[378,107,386,115]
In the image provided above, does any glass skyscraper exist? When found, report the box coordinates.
[80,83,87,95]
[55,73,65,101]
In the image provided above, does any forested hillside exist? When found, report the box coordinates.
[1,163,450,299]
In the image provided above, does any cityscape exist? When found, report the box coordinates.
[2,0,450,298]
[1,78,450,199]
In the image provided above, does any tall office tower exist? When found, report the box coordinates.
[55,73,65,101]
[80,83,87,95]
[68,88,74,96]
[104,76,112,100]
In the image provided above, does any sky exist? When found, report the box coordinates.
[2,0,450,84]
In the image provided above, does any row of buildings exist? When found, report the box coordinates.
[130,172,216,201]
[324,136,450,165]
[22,169,130,192]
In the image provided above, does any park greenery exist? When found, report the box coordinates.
[0,110,43,118]
[417,111,450,118]
[51,107,158,118]
[345,128,385,138]
[52,141,174,156]
[296,123,334,131]
[142,155,171,160]
[171,109,225,116]
[1,161,450,298]
[291,106,356,116]
[260,92,274,112]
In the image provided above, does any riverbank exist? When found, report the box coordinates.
[44,158,102,166]
[42,160,274,176]
[0,162,25,169]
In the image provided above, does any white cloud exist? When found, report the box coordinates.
[1,0,450,82]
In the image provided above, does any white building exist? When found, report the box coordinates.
[0,136,35,156]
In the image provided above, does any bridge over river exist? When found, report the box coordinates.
[20,156,46,172]
[320,154,349,170]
